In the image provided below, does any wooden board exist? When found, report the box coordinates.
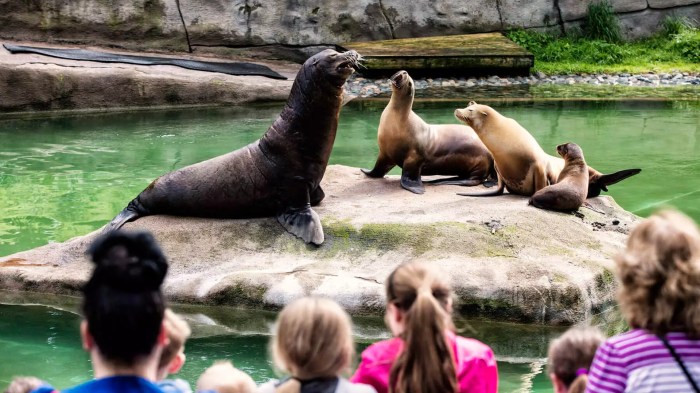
[337,33,533,77]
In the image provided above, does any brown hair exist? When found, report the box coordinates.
[616,209,700,338]
[159,308,192,369]
[386,261,458,393]
[271,296,354,393]
[548,327,605,393]
[196,360,256,393]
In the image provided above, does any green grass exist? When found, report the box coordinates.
[505,16,700,74]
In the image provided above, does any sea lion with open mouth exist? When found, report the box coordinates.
[105,49,362,245]
[362,70,494,194]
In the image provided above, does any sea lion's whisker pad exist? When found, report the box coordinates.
[105,49,358,245]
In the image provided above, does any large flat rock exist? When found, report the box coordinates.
[0,165,637,325]
[0,41,296,112]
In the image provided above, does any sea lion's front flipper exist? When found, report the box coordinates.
[277,177,324,245]
[361,153,395,178]
[400,168,425,194]
[587,168,641,198]
[277,206,324,246]
[310,185,325,206]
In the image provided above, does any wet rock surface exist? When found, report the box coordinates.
[0,165,638,325]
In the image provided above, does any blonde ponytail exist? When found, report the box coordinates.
[568,374,589,393]
[387,262,458,393]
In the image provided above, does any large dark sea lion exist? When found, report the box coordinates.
[106,49,361,245]
[453,101,640,198]
[529,143,589,211]
[362,71,494,194]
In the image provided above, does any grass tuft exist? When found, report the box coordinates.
[585,1,622,43]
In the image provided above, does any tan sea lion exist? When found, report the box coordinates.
[105,49,362,245]
[529,143,589,211]
[362,71,495,194]
[454,101,640,197]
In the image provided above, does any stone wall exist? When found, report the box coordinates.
[0,0,698,54]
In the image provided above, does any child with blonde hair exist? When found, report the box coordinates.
[196,361,256,393]
[259,296,376,393]
[157,309,193,393]
[351,261,498,393]
[547,327,605,393]
[587,209,700,393]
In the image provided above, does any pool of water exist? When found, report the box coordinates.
[1,99,699,257]
[0,293,563,392]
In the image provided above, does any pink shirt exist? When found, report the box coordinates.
[350,332,498,393]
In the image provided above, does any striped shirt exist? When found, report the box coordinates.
[586,329,700,393]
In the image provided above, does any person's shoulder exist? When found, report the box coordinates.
[358,338,403,364]
[157,378,192,393]
[453,334,495,358]
[337,378,378,393]
[63,376,164,393]
[605,329,656,349]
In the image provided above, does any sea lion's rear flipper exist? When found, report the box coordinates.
[457,165,505,197]
[424,177,483,186]
[103,198,147,232]
[588,168,641,198]
[277,206,324,246]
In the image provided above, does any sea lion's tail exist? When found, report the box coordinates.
[103,198,150,232]
[588,168,641,198]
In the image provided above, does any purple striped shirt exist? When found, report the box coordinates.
[586,329,700,393]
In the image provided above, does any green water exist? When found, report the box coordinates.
[0,296,561,392]
[1,99,699,256]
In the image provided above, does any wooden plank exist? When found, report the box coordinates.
[337,33,533,77]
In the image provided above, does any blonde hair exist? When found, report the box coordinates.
[548,327,605,393]
[4,377,44,393]
[271,296,354,393]
[159,309,192,369]
[196,360,256,393]
[386,261,458,393]
[616,209,700,338]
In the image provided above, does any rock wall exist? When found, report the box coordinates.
[0,0,698,54]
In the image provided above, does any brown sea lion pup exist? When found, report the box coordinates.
[105,49,362,245]
[529,143,589,211]
[454,101,640,198]
[361,70,495,194]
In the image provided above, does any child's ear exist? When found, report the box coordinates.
[80,320,94,351]
[158,323,169,347]
[168,352,186,374]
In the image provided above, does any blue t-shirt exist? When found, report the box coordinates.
[32,376,165,393]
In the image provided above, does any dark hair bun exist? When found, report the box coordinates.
[87,230,168,292]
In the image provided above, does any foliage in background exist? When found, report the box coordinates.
[585,0,622,43]
[506,15,700,74]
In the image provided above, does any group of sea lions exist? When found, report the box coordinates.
[105,50,640,246]
[363,70,640,212]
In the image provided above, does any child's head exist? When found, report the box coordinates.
[548,326,605,393]
[385,261,458,393]
[271,296,354,380]
[4,377,47,393]
[196,361,256,393]
[82,230,169,367]
[157,308,192,380]
[616,209,700,338]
